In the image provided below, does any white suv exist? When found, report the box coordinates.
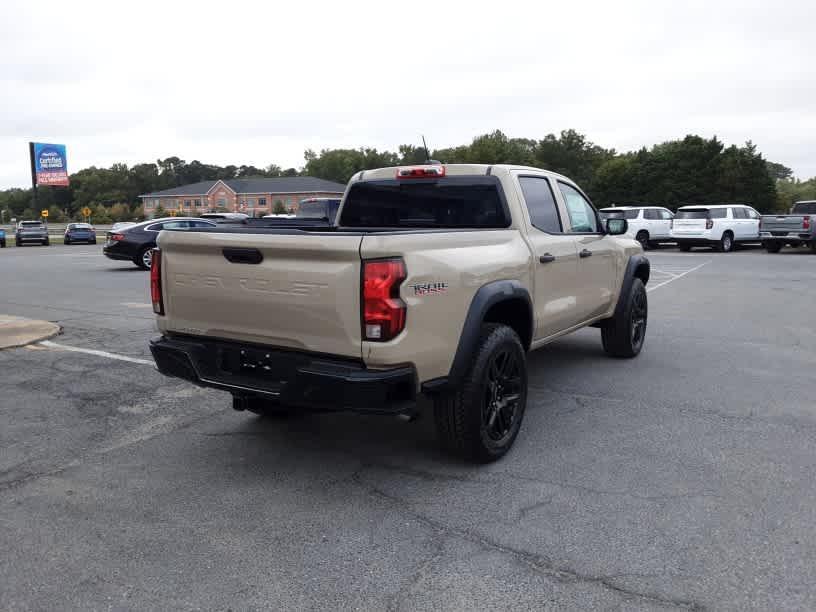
[599,206,674,250]
[671,204,760,252]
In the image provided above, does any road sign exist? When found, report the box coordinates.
[82,207,92,217]
[41,209,48,218]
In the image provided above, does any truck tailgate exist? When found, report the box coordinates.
[156,230,364,358]
[761,215,806,232]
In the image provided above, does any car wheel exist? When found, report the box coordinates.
[716,232,733,252]
[64,239,70,245]
[43,238,50,246]
[764,242,782,253]
[678,243,691,252]
[92,239,98,244]
[635,231,650,250]
[810,241,816,254]
[601,277,647,358]
[135,246,154,270]
[433,323,527,463]
[15,239,21,247]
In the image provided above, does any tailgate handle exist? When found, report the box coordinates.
[222,248,263,265]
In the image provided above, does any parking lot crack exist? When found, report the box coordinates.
[350,465,704,610]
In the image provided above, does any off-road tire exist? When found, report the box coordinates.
[678,243,691,252]
[433,323,528,463]
[601,277,647,358]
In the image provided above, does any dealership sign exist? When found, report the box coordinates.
[29,142,69,187]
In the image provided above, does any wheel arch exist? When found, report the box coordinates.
[421,280,532,394]
[611,254,650,321]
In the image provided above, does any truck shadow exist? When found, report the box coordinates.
[192,333,612,471]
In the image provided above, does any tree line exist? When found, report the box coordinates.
[1,129,808,222]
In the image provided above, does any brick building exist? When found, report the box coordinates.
[140,177,346,218]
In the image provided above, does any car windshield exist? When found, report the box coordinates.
[675,209,709,219]
[20,221,44,227]
[70,224,92,229]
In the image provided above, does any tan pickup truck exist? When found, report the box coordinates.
[149,164,649,462]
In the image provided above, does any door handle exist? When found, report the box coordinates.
[579,249,593,258]
[539,253,556,263]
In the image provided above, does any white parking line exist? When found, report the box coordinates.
[39,340,154,365]
[647,261,709,293]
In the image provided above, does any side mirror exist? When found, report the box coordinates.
[606,218,628,235]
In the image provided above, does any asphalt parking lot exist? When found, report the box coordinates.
[1,244,815,610]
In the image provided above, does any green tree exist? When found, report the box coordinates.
[273,200,287,214]
[153,204,167,219]
[47,205,67,223]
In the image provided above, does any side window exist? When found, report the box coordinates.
[710,209,727,219]
[624,210,640,220]
[161,221,190,230]
[190,221,216,228]
[644,209,660,220]
[518,176,562,233]
[660,209,673,220]
[558,182,599,233]
[747,209,760,220]
[731,208,744,219]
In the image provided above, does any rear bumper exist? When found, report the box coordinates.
[150,334,417,414]
[671,237,718,246]
[760,231,812,241]
[17,234,48,242]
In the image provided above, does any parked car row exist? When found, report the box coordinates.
[600,202,815,253]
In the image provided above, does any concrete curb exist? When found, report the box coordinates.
[0,315,62,350]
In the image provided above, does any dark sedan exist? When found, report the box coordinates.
[64,223,97,244]
[103,217,216,269]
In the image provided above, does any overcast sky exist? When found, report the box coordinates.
[1,0,814,188]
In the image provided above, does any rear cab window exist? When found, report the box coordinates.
[339,176,510,228]
[793,202,816,214]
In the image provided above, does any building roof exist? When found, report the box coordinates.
[141,177,346,198]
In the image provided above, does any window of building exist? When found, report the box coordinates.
[184,200,192,209]
[258,198,267,207]
[217,198,226,208]
[145,200,153,209]
[194,199,202,207]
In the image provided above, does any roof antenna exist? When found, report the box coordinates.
[422,135,441,165]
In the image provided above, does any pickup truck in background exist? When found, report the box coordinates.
[760,200,816,253]
[149,163,649,462]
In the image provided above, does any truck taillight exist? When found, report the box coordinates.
[705,218,713,230]
[362,259,406,342]
[804,216,811,230]
[150,249,164,315]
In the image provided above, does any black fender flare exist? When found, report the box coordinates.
[421,280,533,394]
[612,254,650,320]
